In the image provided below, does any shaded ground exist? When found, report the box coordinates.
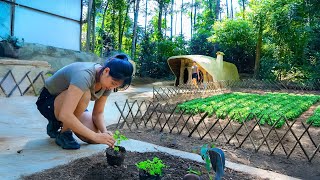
[23,151,267,180]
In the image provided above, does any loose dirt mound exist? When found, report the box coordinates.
[22,151,266,180]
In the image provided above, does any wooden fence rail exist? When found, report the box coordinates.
[115,100,320,162]
[153,79,320,102]
[0,70,45,97]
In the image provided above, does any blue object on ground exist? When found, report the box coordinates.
[208,148,225,180]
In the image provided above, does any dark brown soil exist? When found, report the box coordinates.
[111,126,320,180]
[22,151,267,180]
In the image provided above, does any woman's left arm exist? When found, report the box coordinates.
[92,95,108,133]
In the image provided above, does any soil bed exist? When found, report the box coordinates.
[22,151,266,180]
[110,126,320,180]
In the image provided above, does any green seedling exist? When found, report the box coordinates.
[187,166,202,176]
[136,157,167,176]
[113,130,128,151]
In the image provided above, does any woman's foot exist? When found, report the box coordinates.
[47,120,61,138]
[55,130,80,149]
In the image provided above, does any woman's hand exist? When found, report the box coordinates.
[105,130,113,136]
[95,132,115,148]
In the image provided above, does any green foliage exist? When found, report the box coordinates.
[248,0,320,82]
[193,0,217,35]
[187,166,202,176]
[136,157,167,176]
[84,0,320,85]
[113,130,128,151]
[177,92,320,128]
[189,32,217,57]
[307,106,320,127]
[208,19,256,73]
[138,34,188,79]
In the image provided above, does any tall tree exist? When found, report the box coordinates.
[91,0,96,52]
[226,0,229,18]
[238,0,248,19]
[100,0,109,57]
[190,0,193,38]
[131,0,141,58]
[180,0,184,36]
[215,0,220,20]
[145,0,148,32]
[86,0,94,51]
[156,0,170,39]
[170,0,174,39]
[118,0,131,51]
[230,0,233,18]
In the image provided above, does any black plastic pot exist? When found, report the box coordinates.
[138,170,162,180]
[105,146,126,166]
[183,174,202,180]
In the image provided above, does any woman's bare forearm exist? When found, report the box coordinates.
[93,113,107,133]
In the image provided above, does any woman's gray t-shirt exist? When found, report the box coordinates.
[45,62,111,101]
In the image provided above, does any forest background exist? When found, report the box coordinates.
[82,0,320,84]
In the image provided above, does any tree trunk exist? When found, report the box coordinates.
[170,0,174,39]
[225,0,229,18]
[242,0,245,19]
[119,0,131,51]
[180,0,183,36]
[100,1,109,57]
[91,0,96,53]
[214,0,220,20]
[145,0,148,32]
[175,2,177,35]
[194,2,197,28]
[118,5,123,51]
[86,0,93,52]
[131,0,141,58]
[158,2,163,39]
[164,7,167,32]
[254,17,263,79]
[190,0,193,38]
[110,0,116,37]
[230,0,233,18]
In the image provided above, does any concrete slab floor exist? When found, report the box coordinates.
[0,84,300,180]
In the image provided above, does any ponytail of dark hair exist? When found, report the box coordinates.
[101,53,134,91]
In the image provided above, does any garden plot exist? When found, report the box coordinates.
[177,92,320,128]
[22,151,267,180]
[112,91,320,179]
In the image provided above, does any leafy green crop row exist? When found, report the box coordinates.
[177,92,320,128]
[306,106,320,127]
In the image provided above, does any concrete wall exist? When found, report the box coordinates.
[0,0,81,51]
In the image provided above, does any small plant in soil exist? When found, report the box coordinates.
[183,166,202,180]
[105,130,128,166]
[136,157,167,180]
[113,130,129,151]
[187,166,201,176]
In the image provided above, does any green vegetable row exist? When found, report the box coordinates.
[306,106,320,127]
[177,92,320,128]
